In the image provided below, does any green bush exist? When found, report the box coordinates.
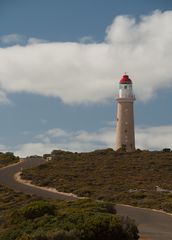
[21,201,56,220]
[78,214,139,240]
[0,199,139,240]
[96,202,116,214]
[161,201,172,212]
[122,217,139,240]
[46,229,81,240]
[19,234,32,240]
[0,152,19,168]
[0,228,22,240]
[17,215,138,240]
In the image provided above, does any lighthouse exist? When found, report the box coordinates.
[115,74,135,152]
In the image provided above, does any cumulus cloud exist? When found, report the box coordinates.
[14,127,114,157]
[0,10,172,104]
[14,125,172,157]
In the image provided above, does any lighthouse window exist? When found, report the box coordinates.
[124,130,127,133]
[124,86,127,89]
[122,144,126,150]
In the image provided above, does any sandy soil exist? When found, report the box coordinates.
[119,204,172,218]
[14,171,83,199]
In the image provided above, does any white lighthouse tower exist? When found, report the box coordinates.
[115,74,136,152]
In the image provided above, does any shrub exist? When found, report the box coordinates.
[122,217,139,240]
[46,229,81,240]
[78,214,139,240]
[19,234,32,240]
[161,201,172,212]
[0,228,22,240]
[97,202,116,214]
[30,231,47,240]
[21,201,56,220]
[0,152,19,167]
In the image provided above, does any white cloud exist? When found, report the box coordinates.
[0,90,11,105]
[15,127,113,157]
[0,34,25,45]
[35,128,68,144]
[0,34,47,46]
[0,144,8,152]
[15,142,55,157]
[14,125,172,157]
[79,36,95,43]
[136,125,172,149]
[46,128,68,138]
[27,38,48,45]
[0,11,172,104]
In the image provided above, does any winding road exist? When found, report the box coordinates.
[0,158,172,240]
[0,158,76,201]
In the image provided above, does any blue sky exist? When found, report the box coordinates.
[0,0,172,156]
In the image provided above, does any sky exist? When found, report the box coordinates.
[0,0,172,156]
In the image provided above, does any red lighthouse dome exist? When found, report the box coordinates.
[120,74,132,84]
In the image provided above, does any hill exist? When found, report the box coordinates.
[0,151,138,240]
[22,149,172,212]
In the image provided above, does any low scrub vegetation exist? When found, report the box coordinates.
[0,152,19,168]
[23,149,172,212]
[0,196,139,240]
[20,200,56,220]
